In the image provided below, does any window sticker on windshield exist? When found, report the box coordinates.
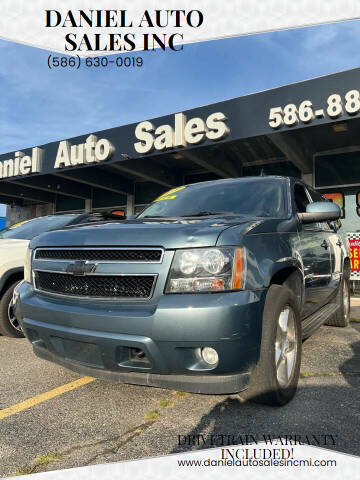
[154,186,185,202]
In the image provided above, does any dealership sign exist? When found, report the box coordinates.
[0,147,43,179]
[134,112,230,154]
[347,234,360,279]
[349,238,360,271]
[54,135,115,168]
[0,135,115,180]
[0,111,230,180]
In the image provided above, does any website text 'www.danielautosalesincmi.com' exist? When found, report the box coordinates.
[177,448,337,468]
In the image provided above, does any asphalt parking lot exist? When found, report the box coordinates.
[1,316,360,476]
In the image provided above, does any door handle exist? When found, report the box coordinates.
[321,240,329,250]
[336,240,343,247]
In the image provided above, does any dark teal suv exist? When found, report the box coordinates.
[14,176,349,405]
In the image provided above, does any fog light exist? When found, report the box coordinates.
[201,347,218,365]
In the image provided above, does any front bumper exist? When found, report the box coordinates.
[15,282,266,394]
[34,346,251,394]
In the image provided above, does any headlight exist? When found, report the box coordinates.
[165,247,246,293]
[24,248,33,284]
[202,249,227,274]
[178,250,199,275]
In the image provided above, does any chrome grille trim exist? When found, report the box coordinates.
[32,247,163,300]
[34,247,164,264]
[33,270,158,301]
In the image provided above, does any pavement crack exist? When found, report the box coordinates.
[10,389,192,474]
[11,422,155,475]
[84,421,156,466]
[62,421,155,457]
[12,453,62,476]
[58,391,191,467]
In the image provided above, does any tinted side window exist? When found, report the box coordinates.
[294,184,310,213]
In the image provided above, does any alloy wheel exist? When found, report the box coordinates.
[275,306,297,388]
[8,298,22,332]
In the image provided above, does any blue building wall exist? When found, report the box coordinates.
[0,204,6,229]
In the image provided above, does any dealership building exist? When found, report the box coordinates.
[1,67,360,266]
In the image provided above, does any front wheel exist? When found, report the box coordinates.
[245,284,302,406]
[0,281,24,338]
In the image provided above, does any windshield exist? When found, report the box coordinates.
[138,179,286,219]
[0,214,79,240]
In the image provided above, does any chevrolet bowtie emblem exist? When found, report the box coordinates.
[66,260,97,276]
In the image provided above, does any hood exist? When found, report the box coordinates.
[30,216,261,250]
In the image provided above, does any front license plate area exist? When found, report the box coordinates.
[50,336,103,368]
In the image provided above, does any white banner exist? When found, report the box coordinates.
[0,1,360,56]
[17,443,360,479]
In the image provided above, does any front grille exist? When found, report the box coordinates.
[35,248,163,262]
[35,271,156,298]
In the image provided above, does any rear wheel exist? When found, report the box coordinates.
[0,281,24,338]
[245,284,302,406]
[325,274,350,327]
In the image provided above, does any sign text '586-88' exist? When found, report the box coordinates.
[269,89,360,129]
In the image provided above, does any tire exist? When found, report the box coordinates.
[0,281,24,338]
[325,274,350,327]
[244,284,302,406]
[283,270,303,311]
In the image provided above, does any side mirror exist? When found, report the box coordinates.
[298,201,341,224]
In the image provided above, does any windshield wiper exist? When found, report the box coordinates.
[140,215,179,219]
[181,211,233,217]
[140,211,234,219]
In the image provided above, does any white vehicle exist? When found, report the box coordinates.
[0,213,94,337]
